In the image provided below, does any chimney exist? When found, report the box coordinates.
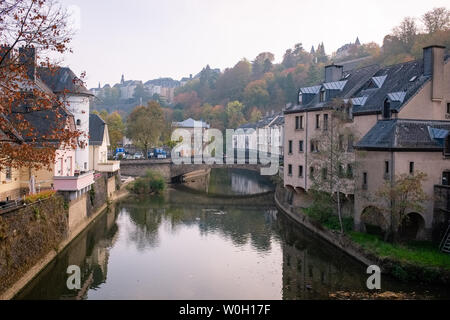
[0,46,12,67]
[423,45,445,101]
[324,64,343,83]
[19,46,36,81]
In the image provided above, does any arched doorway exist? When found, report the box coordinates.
[399,212,426,241]
[361,206,387,237]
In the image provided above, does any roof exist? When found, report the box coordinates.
[16,106,75,147]
[351,59,430,115]
[286,64,379,114]
[356,119,450,151]
[173,118,210,128]
[37,67,93,96]
[237,112,284,130]
[89,114,106,145]
[286,53,449,116]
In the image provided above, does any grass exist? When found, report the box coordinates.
[350,232,450,270]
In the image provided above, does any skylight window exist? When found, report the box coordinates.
[409,76,417,82]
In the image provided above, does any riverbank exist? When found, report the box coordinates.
[0,179,131,300]
[274,184,450,285]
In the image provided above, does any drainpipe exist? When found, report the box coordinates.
[305,111,309,190]
[390,150,395,238]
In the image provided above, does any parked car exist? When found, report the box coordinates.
[125,154,134,160]
[134,151,144,159]
[154,148,167,159]
[114,147,125,160]
[147,149,154,159]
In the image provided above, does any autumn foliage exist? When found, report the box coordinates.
[0,0,80,170]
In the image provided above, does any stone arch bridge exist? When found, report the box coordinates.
[119,159,266,182]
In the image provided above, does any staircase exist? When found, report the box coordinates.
[440,225,450,254]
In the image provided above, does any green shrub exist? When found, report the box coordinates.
[129,170,166,195]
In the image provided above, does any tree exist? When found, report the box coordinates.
[422,7,450,34]
[249,107,262,123]
[126,101,165,155]
[376,172,429,243]
[392,17,418,51]
[225,101,245,129]
[308,100,357,233]
[106,112,125,151]
[0,0,77,170]
[243,79,269,111]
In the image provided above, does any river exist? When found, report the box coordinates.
[16,169,449,299]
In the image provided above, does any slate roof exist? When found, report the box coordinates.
[285,64,379,114]
[350,59,431,115]
[285,54,449,116]
[356,119,450,151]
[37,67,92,96]
[19,107,75,146]
[89,114,106,146]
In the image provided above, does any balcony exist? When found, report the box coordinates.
[53,171,95,192]
[96,161,120,173]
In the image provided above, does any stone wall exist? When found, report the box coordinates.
[0,196,68,294]
[432,185,450,244]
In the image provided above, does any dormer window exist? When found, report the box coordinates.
[298,92,303,105]
[383,99,391,119]
[319,88,326,102]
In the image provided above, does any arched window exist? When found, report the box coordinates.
[298,91,303,105]
[76,119,81,126]
[383,99,391,119]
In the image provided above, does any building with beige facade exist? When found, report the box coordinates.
[283,45,449,242]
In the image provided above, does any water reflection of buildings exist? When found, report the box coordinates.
[231,172,271,195]
[277,215,366,300]
[17,208,119,300]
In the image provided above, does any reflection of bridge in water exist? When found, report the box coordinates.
[120,156,276,182]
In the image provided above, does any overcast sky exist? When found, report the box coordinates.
[59,0,449,88]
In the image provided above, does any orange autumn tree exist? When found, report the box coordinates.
[0,0,81,171]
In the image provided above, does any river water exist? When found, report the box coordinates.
[16,169,448,300]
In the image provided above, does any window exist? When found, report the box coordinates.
[76,119,81,126]
[363,172,368,189]
[409,162,414,174]
[347,135,354,152]
[319,89,326,102]
[5,167,12,180]
[447,103,450,114]
[443,172,450,186]
[84,162,87,170]
[295,116,300,129]
[310,140,318,152]
[446,136,450,156]
[299,165,304,177]
[310,166,315,178]
[298,92,303,105]
[338,163,344,177]
[322,167,328,180]
[299,140,304,152]
[316,114,320,129]
[323,114,329,131]
[300,116,304,129]
[339,135,344,151]
[288,164,293,176]
[288,140,293,154]
[383,99,391,119]
[384,161,390,178]
[347,164,354,178]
